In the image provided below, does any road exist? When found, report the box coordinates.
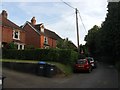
[2,62,119,88]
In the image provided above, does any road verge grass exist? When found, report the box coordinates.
[1,59,73,76]
[46,61,73,76]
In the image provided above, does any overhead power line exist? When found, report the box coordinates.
[78,10,87,33]
[45,12,75,26]
[60,0,75,9]
[61,0,87,49]
[60,0,87,34]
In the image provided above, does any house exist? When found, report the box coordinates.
[22,17,61,49]
[0,10,25,50]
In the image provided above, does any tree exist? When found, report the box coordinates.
[98,2,120,64]
[57,38,77,51]
[84,2,120,64]
[84,25,100,57]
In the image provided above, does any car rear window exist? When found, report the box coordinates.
[77,59,86,64]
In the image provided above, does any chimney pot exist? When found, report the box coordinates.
[1,10,8,18]
[31,17,36,25]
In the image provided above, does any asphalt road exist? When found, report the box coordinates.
[2,62,119,88]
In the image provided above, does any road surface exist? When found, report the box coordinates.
[2,62,119,89]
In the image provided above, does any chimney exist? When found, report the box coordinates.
[1,10,8,18]
[40,23,44,33]
[31,17,36,25]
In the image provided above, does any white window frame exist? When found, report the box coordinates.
[13,30,20,40]
[14,42,25,50]
[17,44,24,50]
[44,36,48,44]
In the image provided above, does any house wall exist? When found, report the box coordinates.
[23,24,40,48]
[40,35,44,48]
[2,26,25,44]
[52,39,57,48]
[0,26,2,43]
[48,38,56,48]
[2,26,13,43]
[19,30,25,43]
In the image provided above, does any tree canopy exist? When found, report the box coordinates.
[84,1,120,64]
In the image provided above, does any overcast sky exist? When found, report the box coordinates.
[1,0,108,46]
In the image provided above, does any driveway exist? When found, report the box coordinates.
[2,62,119,88]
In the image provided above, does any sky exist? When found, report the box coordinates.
[0,0,108,46]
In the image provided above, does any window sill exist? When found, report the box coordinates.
[13,38,20,40]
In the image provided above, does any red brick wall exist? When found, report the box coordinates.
[48,37,56,48]
[2,26,13,43]
[48,38,52,47]
[40,36,57,48]
[20,31,25,43]
[40,35,44,48]
[2,26,25,44]
[52,39,56,48]
[23,24,40,48]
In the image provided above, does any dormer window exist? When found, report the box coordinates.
[41,28,44,33]
[13,30,20,40]
[40,24,44,33]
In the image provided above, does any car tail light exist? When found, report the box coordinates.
[84,60,90,68]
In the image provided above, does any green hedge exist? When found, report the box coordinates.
[2,49,78,65]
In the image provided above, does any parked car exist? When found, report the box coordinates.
[86,57,97,69]
[73,59,92,73]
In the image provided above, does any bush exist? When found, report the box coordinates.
[2,49,78,65]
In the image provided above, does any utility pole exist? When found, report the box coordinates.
[75,8,80,53]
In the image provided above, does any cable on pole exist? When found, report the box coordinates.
[60,0,75,9]
[78,10,87,33]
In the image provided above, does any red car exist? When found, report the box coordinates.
[73,59,92,73]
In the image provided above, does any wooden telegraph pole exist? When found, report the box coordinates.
[75,8,80,53]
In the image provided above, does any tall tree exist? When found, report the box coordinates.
[84,25,100,57]
[99,1,120,63]
[84,1,120,64]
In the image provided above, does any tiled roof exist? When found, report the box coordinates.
[44,28,62,40]
[36,24,61,40]
[0,15,22,30]
[26,22,61,40]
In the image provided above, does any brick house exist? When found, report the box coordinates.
[22,17,61,49]
[0,10,25,50]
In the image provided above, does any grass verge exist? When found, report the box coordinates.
[46,61,73,76]
[1,59,73,76]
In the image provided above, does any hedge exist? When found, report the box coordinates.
[2,49,78,65]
